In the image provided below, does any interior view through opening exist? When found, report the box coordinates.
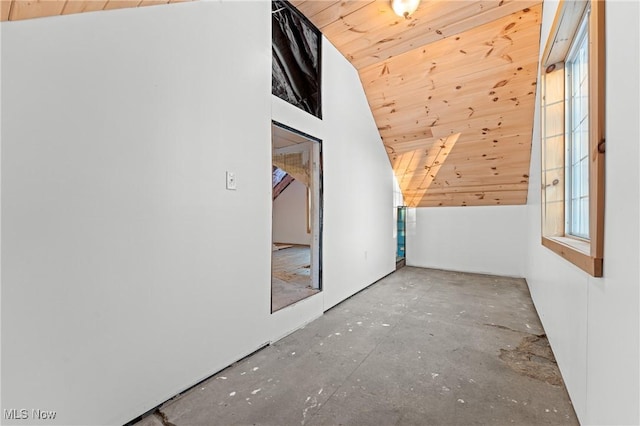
[271,123,322,313]
[396,206,407,269]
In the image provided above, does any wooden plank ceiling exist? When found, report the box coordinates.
[1,0,543,207]
[0,0,192,21]
[293,0,543,207]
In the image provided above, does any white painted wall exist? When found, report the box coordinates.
[524,1,640,424]
[0,15,3,413]
[392,176,404,245]
[272,179,311,245]
[393,174,404,207]
[2,4,272,425]
[1,2,396,425]
[322,38,397,307]
[272,38,396,310]
[406,205,526,277]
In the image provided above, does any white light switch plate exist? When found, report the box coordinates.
[226,171,237,190]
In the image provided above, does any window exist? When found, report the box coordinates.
[566,17,589,239]
[540,0,605,277]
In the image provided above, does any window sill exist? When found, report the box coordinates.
[541,236,603,277]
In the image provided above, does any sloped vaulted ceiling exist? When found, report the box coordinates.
[1,0,542,207]
[292,0,543,207]
[0,0,192,21]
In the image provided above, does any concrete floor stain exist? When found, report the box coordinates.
[499,334,564,386]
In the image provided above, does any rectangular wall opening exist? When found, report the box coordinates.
[396,206,407,269]
[271,122,323,313]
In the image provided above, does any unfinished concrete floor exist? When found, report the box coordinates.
[136,267,577,426]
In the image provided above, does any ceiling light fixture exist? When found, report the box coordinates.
[391,0,420,19]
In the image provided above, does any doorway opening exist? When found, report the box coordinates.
[396,206,407,270]
[271,122,322,313]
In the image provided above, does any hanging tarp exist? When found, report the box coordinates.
[272,0,322,118]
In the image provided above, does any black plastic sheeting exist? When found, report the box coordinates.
[272,0,321,118]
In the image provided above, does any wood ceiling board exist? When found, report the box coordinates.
[398,151,429,189]
[400,140,453,174]
[383,122,531,146]
[350,14,536,67]
[403,133,460,207]
[407,191,528,206]
[431,167,530,183]
[414,148,532,177]
[403,183,528,196]
[398,150,422,179]
[104,0,142,11]
[440,140,533,159]
[415,189,527,206]
[430,119,535,143]
[440,134,531,156]
[373,93,536,136]
[1,0,190,20]
[430,183,530,195]
[386,134,531,161]
[388,138,448,161]
[433,128,534,151]
[411,170,528,184]
[364,78,537,119]
[355,3,541,75]
[9,0,66,20]
[392,144,447,171]
[401,161,532,183]
[364,68,539,123]
[307,0,373,29]
[290,0,339,19]
[429,166,532,186]
[375,83,538,127]
[429,168,531,183]
[362,48,540,98]
[1,1,12,20]
[389,154,406,171]
[315,1,402,47]
[436,144,532,162]
[139,0,170,6]
[393,149,419,181]
[448,138,533,156]
[422,182,530,194]
[380,106,536,145]
[417,198,528,208]
[434,167,533,183]
[442,145,533,163]
[408,195,528,207]
[314,0,515,51]
[385,137,440,155]
[446,43,542,79]
[371,92,536,129]
[353,11,540,69]
[381,129,438,145]
[343,0,540,68]
[62,1,109,15]
[361,71,537,117]
[362,53,539,108]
